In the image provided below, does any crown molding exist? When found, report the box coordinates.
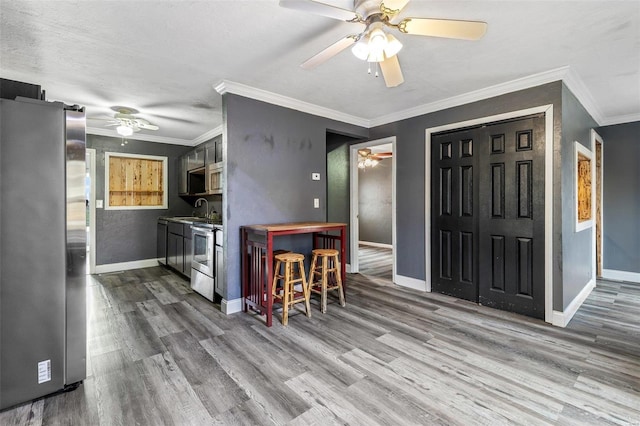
[599,112,640,127]
[191,125,223,145]
[90,68,634,146]
[214,80,371,128]
[562,67,604,125]
[370,67,573,127]
[86,126,221,147]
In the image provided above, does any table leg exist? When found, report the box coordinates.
[266,232,273,327]
[340,225,346,285]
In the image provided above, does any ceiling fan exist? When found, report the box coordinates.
[104,106,160,137]
[358,148,392,168]
[280,0,487,87]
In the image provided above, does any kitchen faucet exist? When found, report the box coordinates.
[194,198,209,218]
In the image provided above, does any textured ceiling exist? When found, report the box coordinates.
[1,1,638,145]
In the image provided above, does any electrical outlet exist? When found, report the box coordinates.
[313,198,320,208]
[311,172,320,181]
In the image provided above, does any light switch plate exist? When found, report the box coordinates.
[311,172,320,181]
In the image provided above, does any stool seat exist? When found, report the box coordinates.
[275,252,305,262]
[309,248,345,313]
[272,252,311,326]
[311,248,338,257]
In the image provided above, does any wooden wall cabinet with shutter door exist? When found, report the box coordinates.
[105,153,167,209]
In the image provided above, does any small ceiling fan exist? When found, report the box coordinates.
[104,106,160,137]
[280,0,487,87]
[358,148,392,168]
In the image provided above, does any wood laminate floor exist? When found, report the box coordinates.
[358,244,392,280]
[1,267,639,425]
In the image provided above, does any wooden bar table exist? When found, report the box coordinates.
[241,222,347,327]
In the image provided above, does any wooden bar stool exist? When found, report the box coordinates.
[308,248,345,313]
[272,252,311,325]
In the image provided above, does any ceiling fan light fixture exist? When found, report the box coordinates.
[383,33,403,58]
[351,36,370,60]
[116,125,133,137]
[367,26,387,62]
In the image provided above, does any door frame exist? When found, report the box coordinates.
[590,129,604,279]
[349,136,396,282]
[87,148,97,274]
[425,105,554,324]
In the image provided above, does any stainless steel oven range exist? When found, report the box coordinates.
[191,225,215,301]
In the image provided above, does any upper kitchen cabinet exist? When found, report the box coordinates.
[178,155,188,195]
[187,145,205,171]
[179,135,223,196]
[204,135,222,165]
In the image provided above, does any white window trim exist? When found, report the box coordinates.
[104,152,168,210]
[575,141,593,232]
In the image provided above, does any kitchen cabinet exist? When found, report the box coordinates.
[204,135,222,165]
[178,155,188,195]
[178,136,223,196]
[167,222,185,274]
[184,225,192,279]
[187,146,205,171]
[157,219,168,265]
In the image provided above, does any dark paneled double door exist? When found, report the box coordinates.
[431,115,545,319]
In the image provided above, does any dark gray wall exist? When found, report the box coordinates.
[369,82,564,311]
[560,84,599,308]
[358,158,392,245]
[223,94,368,301]
[88,135,193,264]
[326,132,364,263]
[596,121,640,274]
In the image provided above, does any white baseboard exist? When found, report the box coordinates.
[551,278,595,327]
[601,269,640,283]
[94,258,160,274]
[359,241,393,249]
[221,297,243,315]
[394,274,427,292]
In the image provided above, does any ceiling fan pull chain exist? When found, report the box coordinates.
[375,62,379,78]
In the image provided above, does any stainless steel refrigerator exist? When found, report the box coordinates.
[0,94,86,410]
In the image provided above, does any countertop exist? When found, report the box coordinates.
[160,216,222,230]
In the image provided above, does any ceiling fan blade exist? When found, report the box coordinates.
[301,35,357,70]
[279,0,358,22]
[379,55,404,88]
[398,18,487,40]
[136,122,159,131]
[380,0,411,17]
[373,152,393,159]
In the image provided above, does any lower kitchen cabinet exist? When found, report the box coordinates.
[167,222,185,274]
[167,232,184,274]
[184,227,192,279]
